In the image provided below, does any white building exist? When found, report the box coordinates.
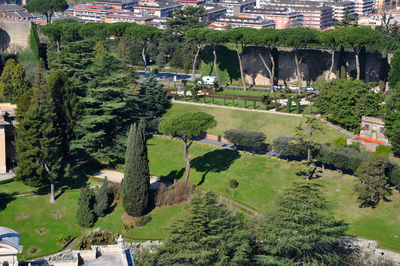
[0,227,23,266]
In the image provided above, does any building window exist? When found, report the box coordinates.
[380,127,384,133]
[364,124,369,130]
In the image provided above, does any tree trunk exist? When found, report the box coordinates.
[192,44,202,82]
[294,48,302,93]
[44,163,55,203]
[354,48,360,80]
[213,46,221,87]
[258,48,278,108]
[142,45,147,74]
[327,49,335,82]
[236,46,246,91]
[307,124,312,162]
[184,140,190,184]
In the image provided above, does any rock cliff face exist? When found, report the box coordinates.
[243,47,390,86]
[0,19,31,52]
[202,45,390,86]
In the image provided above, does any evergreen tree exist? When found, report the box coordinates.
[29,22,41,61]
[388,49,400,88]
[94,177,109,217]
[148,191,252,265]
[354,157,392,207]
[15,103,63,203]
[71,54,137,163]
[76,186,95,227]
[17,59,46,119]
[122,120,149,217]
[47,70,80,159]
[255,182,347,265]
[384,85,400,155]
[0,59,29,103]
[139,75,170,122]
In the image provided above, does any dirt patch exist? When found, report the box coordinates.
[35,228,49,235]
[16,213,29,220]
[121,213,135,224]
[27,246,41,256]
[52,210,64,219]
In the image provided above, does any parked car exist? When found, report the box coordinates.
[274,85,284,91]
[289,85,298,91]
[304,86,315,91]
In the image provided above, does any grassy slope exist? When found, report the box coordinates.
[165,103,347,144]
[1,136,399,259]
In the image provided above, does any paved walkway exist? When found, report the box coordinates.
[0,172,14,182]
[93,170,162,189]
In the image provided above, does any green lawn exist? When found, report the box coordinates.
[165,102,347,144]
[1,136,399,259]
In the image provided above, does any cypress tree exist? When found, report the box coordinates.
[122,120,150,217]
[94,177,109,217]
[29,22,40,61]
[76,186,95,227]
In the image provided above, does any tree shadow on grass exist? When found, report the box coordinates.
[191,149,241,186]
[160,168,185,183]
[0,192,16,212]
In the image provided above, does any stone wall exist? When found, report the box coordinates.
[238,47,389,86]
[0,19,31,52]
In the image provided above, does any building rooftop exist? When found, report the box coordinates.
[0,226,22,253]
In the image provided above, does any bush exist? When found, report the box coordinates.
[229,179,239,189]
[155,182,195,207]
[56,233,73,245]
[134,215,152,227]
[312,144,372,173]
[388,161,400,187]
[272,136,306,157]
[122,222,134,233]
[332,137,347,147]
[375,145,392,156]
[73,228,115,250]
[224,129,266,153]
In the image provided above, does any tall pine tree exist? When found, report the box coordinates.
[47,70,80,159]
[94,177,109,217]
[15,103,63,203]
[29,22,41,61]
[255,182,347,265]
[71,54,137,163]
[147,191,252,265]
[76,186,95,227]
[139,75,170,119]
[122,120,149,217]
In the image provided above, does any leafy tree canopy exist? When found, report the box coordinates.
[26,0,68,23]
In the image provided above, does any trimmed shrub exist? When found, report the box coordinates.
[224,129,266,153]
[76,186,95,228]
[73,228,115,250]
[134,215,152,227]
[272,136,306,157]
[229,179,239,189]
[122,222,134,233]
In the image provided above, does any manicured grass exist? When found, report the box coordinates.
[146,136,400,252]
[1,136,399,258]
[215,89,272,97]
[165,102,348,144]
[0,180,38,195]
[0,188,184,259]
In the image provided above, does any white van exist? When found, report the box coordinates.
[202,76,216,85]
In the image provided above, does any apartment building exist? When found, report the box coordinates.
[216,0,256,16]
[133,0,182,17]
[326,1,357,21]
[66,4,111,22]
[202,5,227,21]
[96,0,139,10]
[104,9,157,23]
[208,15,275,29]
[240,7,303,28]
[354,0,374,15]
